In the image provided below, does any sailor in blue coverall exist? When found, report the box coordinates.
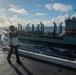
[7,25,22,65]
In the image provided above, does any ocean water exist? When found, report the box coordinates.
[19,39,75,60]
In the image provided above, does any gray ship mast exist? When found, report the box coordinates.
[37,22,44,34]
[40,22,44,34]
[53,22,57,36]
[26,23,30,32]
[59,22,62,34]
[18,23,22,31]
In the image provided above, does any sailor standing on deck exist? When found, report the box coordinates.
[7,25,22,65]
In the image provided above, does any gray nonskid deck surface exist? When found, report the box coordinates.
[0,50,76,75]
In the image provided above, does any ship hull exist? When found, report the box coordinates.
[18,35,76,49]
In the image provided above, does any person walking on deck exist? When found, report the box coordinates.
[7,25,22,65]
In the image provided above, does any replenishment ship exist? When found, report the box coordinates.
[18,17,76,55]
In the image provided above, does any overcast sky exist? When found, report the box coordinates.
[0,0,76,27]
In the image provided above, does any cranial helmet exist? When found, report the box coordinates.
[9,25,15,31]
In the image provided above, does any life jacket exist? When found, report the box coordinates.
[9,31,19,46]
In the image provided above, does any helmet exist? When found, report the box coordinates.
[9,25,15,31]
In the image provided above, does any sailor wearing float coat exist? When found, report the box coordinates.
[7,25,22,65]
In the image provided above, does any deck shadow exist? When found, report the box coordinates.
[9,62,33,75]
[21,63,33,75]
[9,62,23,75]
